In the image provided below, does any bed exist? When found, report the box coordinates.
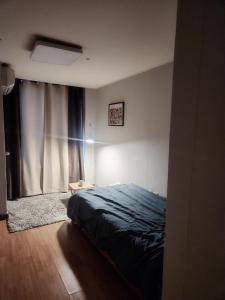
[67,184,166,300]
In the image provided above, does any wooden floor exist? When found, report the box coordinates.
[0,220,137,300]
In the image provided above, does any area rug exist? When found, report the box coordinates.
[7,192,71,233]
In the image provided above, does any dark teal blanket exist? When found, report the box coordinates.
[67,184,166,300]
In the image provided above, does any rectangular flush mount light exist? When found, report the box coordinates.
[31,41,82,65]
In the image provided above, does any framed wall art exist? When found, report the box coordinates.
[108,101,125,126]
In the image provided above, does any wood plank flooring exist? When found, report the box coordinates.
[0,220,137,300]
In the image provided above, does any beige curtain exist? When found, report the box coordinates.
[20,81,68,196]
[43,84,68,193]
[20,82,45,196]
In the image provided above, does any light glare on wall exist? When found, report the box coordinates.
[86,139,95,144]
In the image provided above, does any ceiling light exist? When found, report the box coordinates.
[31,41,82,65]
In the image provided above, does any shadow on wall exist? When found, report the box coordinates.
[57,222,138,300]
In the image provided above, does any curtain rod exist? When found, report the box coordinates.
[17,78,83,89]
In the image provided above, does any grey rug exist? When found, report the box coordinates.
[7,192,71,233]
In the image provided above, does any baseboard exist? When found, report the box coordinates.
[0,213,8,221]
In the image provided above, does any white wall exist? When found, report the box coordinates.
[84,88,97,184]
[0,64,7,216]
[94,63,173,196]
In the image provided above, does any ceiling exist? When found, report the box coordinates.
[0,0,177,88]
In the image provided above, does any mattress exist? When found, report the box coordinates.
[67,184,166,300]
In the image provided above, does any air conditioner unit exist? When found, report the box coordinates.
[1,65,15,95]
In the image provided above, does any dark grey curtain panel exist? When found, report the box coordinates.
[3,79,22,200]
[68,86,85,183]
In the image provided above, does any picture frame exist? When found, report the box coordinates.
[108,101,125,126]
